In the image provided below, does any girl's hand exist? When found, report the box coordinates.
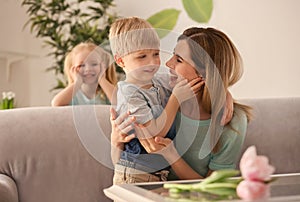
[110,107,135,149]
[71,65,83,84]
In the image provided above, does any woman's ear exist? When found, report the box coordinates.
[114,55,125,68]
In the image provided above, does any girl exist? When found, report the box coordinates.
[51,42,117,106]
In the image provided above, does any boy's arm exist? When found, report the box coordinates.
[51,83,80,106]
[142,94,180,138]
[142,78,203,138]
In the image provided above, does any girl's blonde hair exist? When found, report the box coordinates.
[179,27,252,152]
[109,17,160,57]
[64,42,117,96]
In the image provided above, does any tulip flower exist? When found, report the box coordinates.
[240,146,275,181]
[237,145,275,200]
[164,145,276,201]
[237,180,270,200]
[1,91,16,110]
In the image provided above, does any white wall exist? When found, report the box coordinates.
[1,0,299,107]
[0,0,56,107]
[115,0,300,99]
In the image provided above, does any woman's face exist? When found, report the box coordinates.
[166,40,199,82]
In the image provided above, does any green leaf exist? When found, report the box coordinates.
[182,0,213,23]
[50,79,67,91]
[147,9,180,38]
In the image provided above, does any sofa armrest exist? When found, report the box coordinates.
[0,174,18,202]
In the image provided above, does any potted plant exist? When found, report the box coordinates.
[21,0,118,91]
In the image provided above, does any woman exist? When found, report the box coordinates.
[111,27,252,180]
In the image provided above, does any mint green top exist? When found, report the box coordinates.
[71,90,109,105]
[170,107,247,179]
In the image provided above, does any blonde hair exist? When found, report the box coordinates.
[179,27,252,152]
[109,17,160,57]
[64,42,117,95]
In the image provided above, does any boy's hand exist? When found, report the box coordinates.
[172,77,204,104]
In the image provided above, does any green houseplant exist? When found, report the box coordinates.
[21,0,213,91]
[21,0,117,90]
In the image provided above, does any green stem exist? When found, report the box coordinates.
[3,99,8,109]
[8,99,14,109]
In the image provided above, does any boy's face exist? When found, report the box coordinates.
[118,49,161,85]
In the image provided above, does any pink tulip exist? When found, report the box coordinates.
[237,180,270,200]
[240,146,275,181]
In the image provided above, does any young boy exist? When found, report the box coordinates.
[109,17,199,184]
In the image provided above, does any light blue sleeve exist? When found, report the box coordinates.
[209,108,248,170]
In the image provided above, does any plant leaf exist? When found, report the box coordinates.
[147,9,180,38]
[182,0,213,23]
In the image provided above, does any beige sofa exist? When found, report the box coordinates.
[0,98,300,202]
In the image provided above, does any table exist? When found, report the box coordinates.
[104,173,300,202]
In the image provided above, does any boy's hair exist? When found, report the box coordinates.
[64,42,117,86]
[109,17,160,57]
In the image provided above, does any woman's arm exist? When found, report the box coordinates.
[110,108,135,165]
[135,125,207,180]
[161,139,204,180]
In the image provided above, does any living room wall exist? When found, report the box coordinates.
[0,0,300,107]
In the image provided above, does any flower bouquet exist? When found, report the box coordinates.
[164,146,275,201]
[1,91,16,110]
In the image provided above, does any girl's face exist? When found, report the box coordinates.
[73,49,101,84]
[166,40,199,83]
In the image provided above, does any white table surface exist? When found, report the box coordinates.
[104,173,300,202]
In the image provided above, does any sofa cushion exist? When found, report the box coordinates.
[0,105,113,202]
[240,97,300,173]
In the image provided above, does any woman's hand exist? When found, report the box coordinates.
[110,108,136,149]
[134,124,180,164]
[221,91,234,125]
[135,124,204,179]
[110,108,136,165]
